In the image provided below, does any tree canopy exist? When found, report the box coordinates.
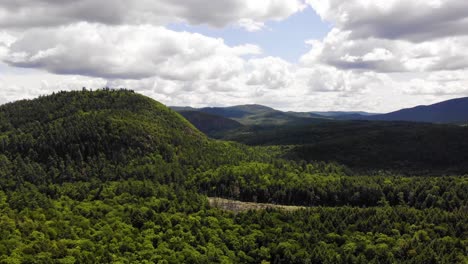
[0,90,466,263]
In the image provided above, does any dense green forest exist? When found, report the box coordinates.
[0,90,466,263]
[214,121,468,174]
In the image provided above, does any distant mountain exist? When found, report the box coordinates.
[311,111,379,117]
[285,111,329,119]
[367,97,468,123]
[178,110,243,137]
[199,104,275,120]
[334,113,380,120]
[171,106,197,112]
[231,110,326,126]
[173,96,468,126]
[172,104,328,126]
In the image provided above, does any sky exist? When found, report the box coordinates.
[1,0,468,112]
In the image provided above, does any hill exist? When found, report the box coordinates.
[220,120,468,173]
[311,111,379,117]
[173,104,329,127]
[0,89,262,186]
[366,97,468,123]
[198,104,275,119]
[178,110,243,137]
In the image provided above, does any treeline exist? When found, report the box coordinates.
[0,181,466,264]
[193,161,468,210]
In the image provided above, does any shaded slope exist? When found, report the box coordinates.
[233,110,327,126]
[287,122,468,173]
[199,104,275,119]
[222,120,468,173]
[178,110,243,137]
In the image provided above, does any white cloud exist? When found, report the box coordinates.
[0,0,305,30]
[302,0,468,104]
[300,30,404,72]
[4,21,463,112]
[237,19,266,32]
[4,23,259,80]
[0,32,15,59]
[307,0,468,41]
[402,70,468,96]
[0,66,107,104]
[300,27,468,73]
[2,59,465,113]
[362,48,395,62]
[246,57,294,90]
[296,66,384,94]
[0,32,15,46]
[298,0,468,105]
[1,0,467,112]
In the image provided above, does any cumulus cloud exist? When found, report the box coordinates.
[296,65,385,94]
[301,0,468,88]
[6,22,355,105]
[0,21,442,112]
[236,19,266,32]
[0,68,107,104]
[1,0,467,112]
[300,25,468,73]
[246,57,294,90]
[0,80,29,105]
[307,0,468,42]
[0,32,15,59]
[4,23,260,80]
[402,70,468,96]
[300,30,403,72]
[0,0,305,30]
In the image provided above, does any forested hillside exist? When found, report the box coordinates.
[0,90,466,263]
[0,89,270,186]
[173,104,328,126]
[218,121,468,174]
[178,111,243,137]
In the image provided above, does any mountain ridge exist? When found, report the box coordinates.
[366,97,468,123]
[172,104,328,126]
[172,96,468,125]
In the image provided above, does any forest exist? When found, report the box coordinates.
[213,121,468,174]
[0,89,466,263]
